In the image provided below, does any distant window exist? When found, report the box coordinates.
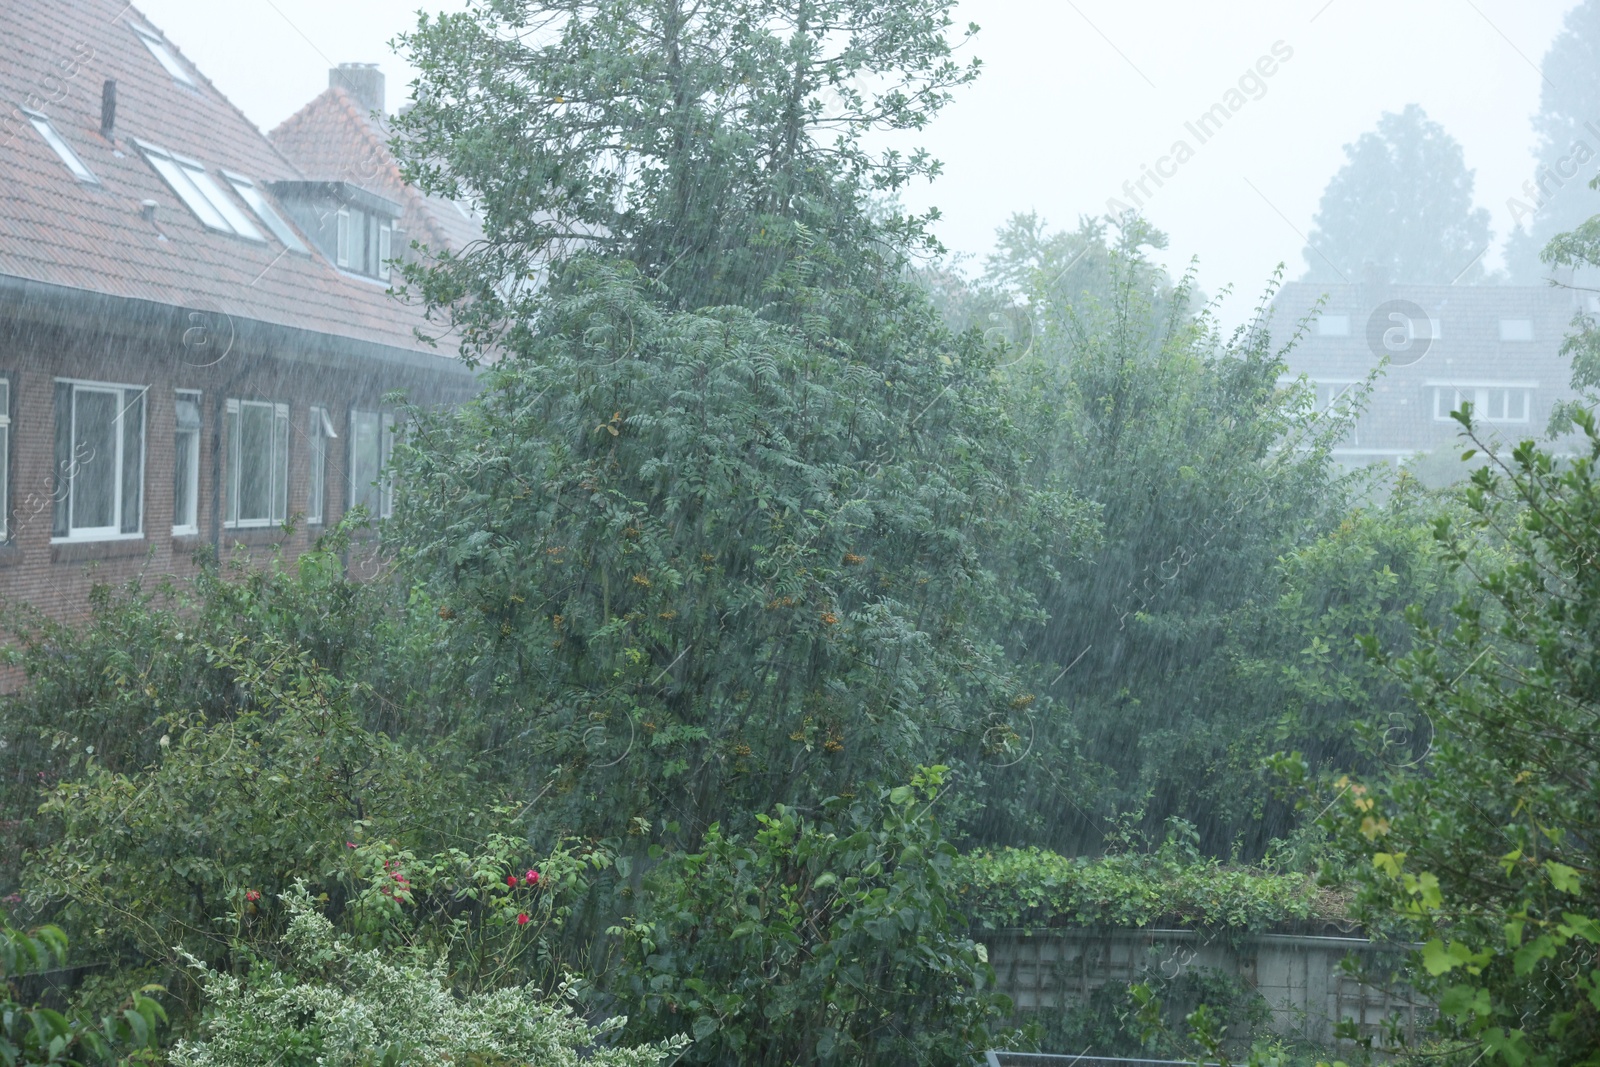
[1499,318,1533,342]
[307,406,337,525]
[131,24,197,87]
[349,409,394,519]
[378,222,392,281]
[336,208,352,268]
[1433,384,1533,423]
[224,399,289,528]
[174,391,201,534]
[23,110,98,183]
[52,380,146,541]
[222,172,308,253]
[0,378,10,542]
[138,143,263,240]
[1411,317,1442,341]
[1317,314,1350,337]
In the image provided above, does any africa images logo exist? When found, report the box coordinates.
[1365,299,1433,368]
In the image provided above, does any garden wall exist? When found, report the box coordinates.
[983,927,1429,1049]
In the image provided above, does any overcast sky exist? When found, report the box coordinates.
[137,0,1580,325]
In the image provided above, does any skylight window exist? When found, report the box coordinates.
[23,110,97,183]
[131,24,197,88]
[222,172,307,253]
[138,143,263,240]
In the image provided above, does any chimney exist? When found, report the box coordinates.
[100,79,117,140]
[331,63,385,116]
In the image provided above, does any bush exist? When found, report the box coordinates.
[170,885,681,1067]
[955,833,1340,932]
[612,767,1020,1065]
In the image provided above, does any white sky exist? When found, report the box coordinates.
[137,0,1581,325]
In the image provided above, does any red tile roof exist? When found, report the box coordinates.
[0,0,453,358]
[271,87,486,259]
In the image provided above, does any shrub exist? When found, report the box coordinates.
[170,886,681,1067]
[612,766,1020,1065]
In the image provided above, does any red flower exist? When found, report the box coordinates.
[517,912,530,926]
[524,870,540,886]
[346,841,357,849]
[506,874,518,887]
[244,889,261,902]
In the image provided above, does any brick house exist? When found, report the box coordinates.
[0,0,476,625]
[1273,280,1585,467]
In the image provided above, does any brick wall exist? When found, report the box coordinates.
[0,304,472,651]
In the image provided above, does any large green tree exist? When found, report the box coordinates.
[385,0,1104,843]
[1505,0,1600,283]
[1303,104,1492,285]
[394,0,980,324]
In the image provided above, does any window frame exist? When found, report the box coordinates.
[1498,318,1534,342]
[221,171,308,253]
[0,376,10,543]
[137,142,264,240]
[1431,382,1537,424]
[378,221,392,281]
[307,406,337,526]
[1316,314,1350,337]
[22,109,98,184]
[336,208,352,268]
[224,398,291,529]
[348,408,394,520]
[173,390,201,536]
[131,24,198,88]
[51,378,147,544]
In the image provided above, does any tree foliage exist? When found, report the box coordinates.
[1505,0,1600,283]
[611,766,1018,1065]
[394,0,980,321]
[1312,411,1600,1065]
[391,257,1087,840]
[1303,104,1492,285]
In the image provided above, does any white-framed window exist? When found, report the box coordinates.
[1411,317,1442,341]
[307,406,337,525]
[1432,383,1535,424]
[22,110,98,183]
[1499,318,1533,342]
[378,221,392,281]
[52,380,146,542]
[131,23,197,87]
[173,390,201,535]
[349,409,394,519]
[221,172,308,253]
[138,142,264,240]
[224,399,289,528]
[0,378,10,542]
[1316,314,1350,337]
[336,208,352,268]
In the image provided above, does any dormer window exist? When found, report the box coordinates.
[138,142,263,240]
[336,207,352,268]
[131,24,197,88]
[23,110,98,183]
[335,205,392,279]
[267,181,403,279]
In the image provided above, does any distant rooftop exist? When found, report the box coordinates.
[0,0,447,358]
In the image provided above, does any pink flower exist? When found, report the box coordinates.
[506,874,518,887]
[347,841,357,849]
[244,889,261,902]
[517,912,530,926]
[524,870,540,886]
